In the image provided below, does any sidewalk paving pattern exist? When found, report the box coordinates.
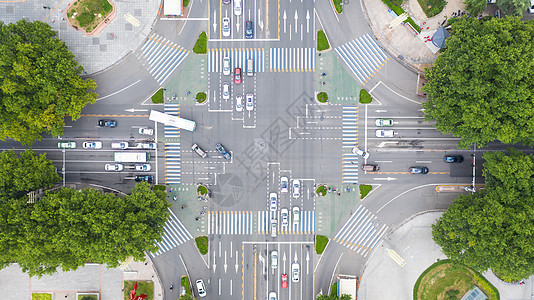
[258,210,315,235]
[342,106,359,184]
[332,205,388,256]
[151,208,193,257]
[207,48,265,72]
[137,33,190,84]
[270,48,316,72]
[334,34,388,84]
[164,103,181,184]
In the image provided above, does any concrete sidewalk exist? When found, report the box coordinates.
[358,212,534,299]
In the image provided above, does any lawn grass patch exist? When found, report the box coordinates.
[68,0,113,32]
[414,260,499,300]
[151,88,164,103]
[78,295,98,300]
[417,0,446,17]
[195,236,208,255]
[359,185,372,199]
[332,0,343,13]
[381,0,421,33]
[317,30,330,51]
[32,294,52,300]
[330,282,338,296]
[315,235,329,254]
[360,89,372,104]
[316,185,327,196]
[197,185,208,196]
[317,92,328,103]
[183,0,190,7]
[181,276,192,295]
[124,281,154,300]
[196,92,207,103]
[193,32,207,54]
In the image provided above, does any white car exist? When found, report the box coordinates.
[105,164,123,171]
[139,127,154,135]
[291,263,300,282]
[271,250,278,269]
[222,17,231,37]
[246,93,254,111]
[82,141,102,149]
[222,56,231,76]
[222,82,230,100]
[235,95,243,112]
[280,176,289,194]
[234,0,242,15]
[529,0,534,13]
[196,279,206,298]
[269,192,277,211]
[292,206,300,225]
[271,219,277,237]
[292,179,300,198]
[376,129,395,138]
[281,208,289,227]
[352,146,369,159]
[135,164,151,171]
[111,141,129,149]
[139,142,157,149]
[269,291,277,300]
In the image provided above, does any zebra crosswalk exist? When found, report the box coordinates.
[269,48,316,72]
[151,208,193,257]
[334,34,388,84]
[137,33,190,84]
[207,48,265,73]
[164,104,181,184]
[258,210,315,235]
[342,106,359,184]
[332,205,388,256]
[208,211,254,235]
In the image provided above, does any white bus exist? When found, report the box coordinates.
[114,152,150,163]
[164,0,182,17]
[149,110,196,132]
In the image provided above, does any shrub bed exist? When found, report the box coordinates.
[317,92,328,103]
[360,185,372,199]
[316,235,329,254]
[195,236,208,255]
[196,92,207,103]
[317,30,330,51]
[360,89,372,104]
[151,88,164,103]
[193,32,207,54]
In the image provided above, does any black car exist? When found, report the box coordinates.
[409,167,429,174]
[135,175,153,183]
[98,119,117,128]
[444,155,464,163]
[245,21,253,39]
[215,143,231,160]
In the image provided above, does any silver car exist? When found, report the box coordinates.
[271,219,278,237]
[222,82,230,100]
[222,17,231,37]
[105,164,123,171]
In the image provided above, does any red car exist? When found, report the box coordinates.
[234,68,242,84]
[281,274,288,288]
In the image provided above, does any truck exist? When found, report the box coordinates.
[114,152,150,163]
[149,110,196,132]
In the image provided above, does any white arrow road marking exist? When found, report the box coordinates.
[283,10,287,33]
[213,251,217,272]
[374,177,398,181]
[125,108,148,112]
[213,10,217,32]
[235,251,239,273]
[306,10,310,33]
[306,251,310,275]
[294,10,298,33]
[294,251,298,262]
[224,251,228,273]
[283,252,287,273]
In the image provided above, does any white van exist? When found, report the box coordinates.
[246,58,254,77]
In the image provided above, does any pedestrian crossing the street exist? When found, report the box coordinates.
[258,210,315,235]
[332,205,388,256]
[137,33,190,84]
[269,48,316,72]
[164,104,181,184]
[151,208,193,257]
[342,106,359,184]
[334,34,388,84]
[208,211,254,235]
[207,48,265,73]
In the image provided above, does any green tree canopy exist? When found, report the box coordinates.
[0,20,97,145]
[497,0,531,16]
[422,17,534,148]
[0,149,60,198]
[432,149,534,281]
[0,182,170,277]
[464,0,487,16]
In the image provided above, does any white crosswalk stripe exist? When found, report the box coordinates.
[334,34,388,84]
[269,48,316,72]
[207,48,265,73]
[151,208,193,257]
[137,33,190,84]
[342,106,359,184]
[332,206,388,256]
[257,210,315,235]
[164,104,181,184]
[208,211,254,235]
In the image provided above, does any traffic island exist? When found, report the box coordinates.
[317,30,330,51]
[181,275,192,295]
[197,185,209,196]
[196,92,207,104]
[195,236,208,255]
[360,184,372,199]
[66,0,116,35]
[315,235,329,254]
[317,92,328,103]
[316,185,327,196]
[151,88,164,103]
[193,32,207,54]
[359,89,373,104]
